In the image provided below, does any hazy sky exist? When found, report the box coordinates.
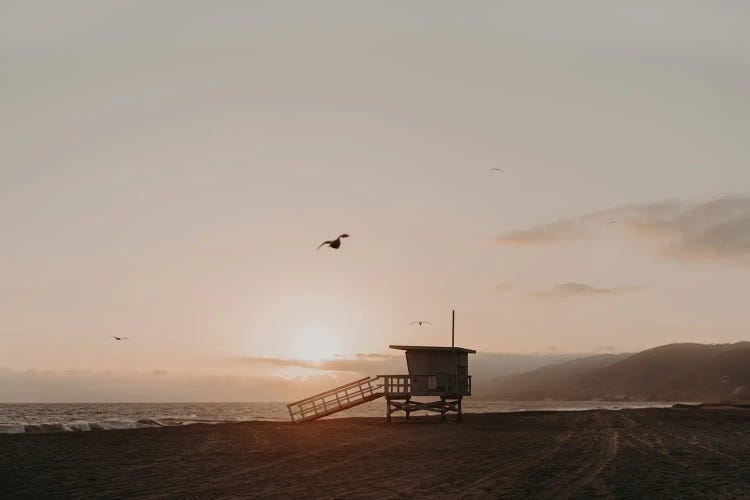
[2,1,749,401]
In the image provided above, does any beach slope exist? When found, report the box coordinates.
[2,408,750,498]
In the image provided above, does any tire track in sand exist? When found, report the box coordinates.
[549,428,619,500]
[455,431,574,499]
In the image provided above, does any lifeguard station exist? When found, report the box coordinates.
[287,311,475,423]
[379,344,475,421]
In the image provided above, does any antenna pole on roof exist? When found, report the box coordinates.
[452,309,455,348]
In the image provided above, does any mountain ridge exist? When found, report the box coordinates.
[476,341,750,402]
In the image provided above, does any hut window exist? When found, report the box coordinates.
[428,376,437,390]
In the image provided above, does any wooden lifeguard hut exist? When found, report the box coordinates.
[287,310,475,423]
[379,344,475,421]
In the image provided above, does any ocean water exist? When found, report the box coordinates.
[0,400,677,434]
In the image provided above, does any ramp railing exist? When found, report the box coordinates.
[287,376,384,423]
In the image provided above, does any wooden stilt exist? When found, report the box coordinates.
[383,396,464,422]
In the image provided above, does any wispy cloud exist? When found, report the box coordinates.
[243,353,403,374]
[496,196,750,262]
[0,367,350,403]
[1,351,619,402]
[535,282,637,299]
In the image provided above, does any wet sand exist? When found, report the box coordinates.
[2,408,750,499]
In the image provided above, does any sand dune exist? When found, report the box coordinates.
[2,408,750,498]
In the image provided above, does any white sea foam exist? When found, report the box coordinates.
[64,420,91,432]
[100,420,137,430]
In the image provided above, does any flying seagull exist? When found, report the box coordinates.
[111,336,128,341]
[490,168,504,172]
[410,320,432,327]
[317,234,349,250]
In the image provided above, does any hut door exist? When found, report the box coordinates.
[428,376,437,390]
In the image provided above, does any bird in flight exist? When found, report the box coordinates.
[111,336,128,341]
[410,320,432,327]
[318,234,349,250]
[490,168,504,172]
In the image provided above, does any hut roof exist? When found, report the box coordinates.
[389,345,476,354]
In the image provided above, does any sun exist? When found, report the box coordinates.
[288,324,342,361]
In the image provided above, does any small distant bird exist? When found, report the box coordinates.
[609,220,617,224]
[490,168,504,173]
[111,336,128,341]
[410,321,431,327]
[317,234,349,250]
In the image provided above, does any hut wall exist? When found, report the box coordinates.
[404,350,467,396]
[405,351,460,376]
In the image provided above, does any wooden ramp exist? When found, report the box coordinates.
[287,376,383,423]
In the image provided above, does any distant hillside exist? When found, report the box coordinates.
[477,342,750,402]
[476,353,631,400]
[468,352,593,393]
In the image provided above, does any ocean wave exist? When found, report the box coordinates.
[24,424,68,433]
[136,418,165,427]
[65,420,92,432]
[0,419,175,434]
[0,425,26,434]
[0,418,247,434]
[99,420,138,430]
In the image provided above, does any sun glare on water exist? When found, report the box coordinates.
[288,325,342,361]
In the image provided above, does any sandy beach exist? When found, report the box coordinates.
[2,407,750,499]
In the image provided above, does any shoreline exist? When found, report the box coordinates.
[0,401,692,435]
